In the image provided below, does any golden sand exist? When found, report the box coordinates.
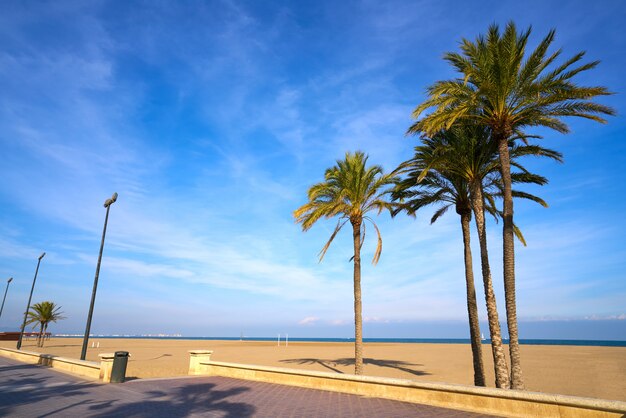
[2,338,624,401]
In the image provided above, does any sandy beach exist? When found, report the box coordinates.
[2,338,624,402]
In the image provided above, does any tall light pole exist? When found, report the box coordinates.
[17,253,45,349]
[0,277,13,321]
[81,192,117,360]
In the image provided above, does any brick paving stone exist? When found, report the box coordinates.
[0,356,500,417]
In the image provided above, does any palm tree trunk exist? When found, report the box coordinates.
[38,323,44,347]
[460,212,486,386]
[470,181,510,389]
[497,136,524,390]
[42,323,48,347]
[351,218,364,375]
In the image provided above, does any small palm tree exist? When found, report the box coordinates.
[394,123,561,388]
[294,151,397,375]
[26,301,65,347]
[408,22,613,389]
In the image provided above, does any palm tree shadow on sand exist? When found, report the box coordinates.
[280,358,430,377]
[280,358,344,373]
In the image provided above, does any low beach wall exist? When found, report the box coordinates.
[0,347,102,380]
[194,357,626,418]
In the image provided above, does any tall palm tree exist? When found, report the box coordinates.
[393,162,487,386]
[294,151,397,375]
[407,22,614,389]
[394,124,561,388]
[26,301,65,347]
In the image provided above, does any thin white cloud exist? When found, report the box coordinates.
[583,314,626,321]
[364,317,390,324]
[522,314,626,321]
[298,316,319,325]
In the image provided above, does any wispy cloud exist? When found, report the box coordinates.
[522,314,626,322]
[364,317,390,324]
[583,314,626,321]
[298,316,319,325]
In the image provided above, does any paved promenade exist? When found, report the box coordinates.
[0,356,497,417]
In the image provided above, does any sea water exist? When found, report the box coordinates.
[54,335,626,347]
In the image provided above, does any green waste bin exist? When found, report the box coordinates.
[111,351,129,383]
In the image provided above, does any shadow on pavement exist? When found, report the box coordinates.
[90,382,255,417]
[0,364,97,416]
[0,359,256,418]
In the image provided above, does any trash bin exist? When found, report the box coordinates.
[110,351,129,383]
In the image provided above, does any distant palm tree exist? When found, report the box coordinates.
[294,151,397,375]
[408,22,614,389]
[394,123,561,388]
[26,301,65,347]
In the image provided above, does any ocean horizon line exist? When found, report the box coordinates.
[51,335,626,347]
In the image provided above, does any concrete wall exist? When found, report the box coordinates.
[0,347,101,380]
[198,360,626,418]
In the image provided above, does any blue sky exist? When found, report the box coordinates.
[0,0,624,339]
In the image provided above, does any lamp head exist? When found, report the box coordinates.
[39,252,46,260]
[7,277,12,283]
[104,192,118,208]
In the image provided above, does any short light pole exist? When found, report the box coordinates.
[17,253,45,349]
[80,192,117,360]
[0,277,14,321]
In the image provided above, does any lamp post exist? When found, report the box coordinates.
[17,253,45,349]
[81,192,117,360]
[0,277,13,321]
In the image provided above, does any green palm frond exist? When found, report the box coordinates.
[513,223,527,247]
[368,219,383,265]
[318,219,348,262]
[509,172,548,186]
[509,143,563,163]
[26,301,65,328]
[395,121,557,240]
[430,205,452,224]
[411,21,614,139]
[295,151,398,264]
[511,191,548,208]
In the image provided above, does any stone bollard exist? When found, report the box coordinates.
[188,350,213,375]
[99,353,115,383]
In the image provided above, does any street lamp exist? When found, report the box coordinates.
[17,253,45,349]
[81,192,117,360]
[0,277,13,321]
